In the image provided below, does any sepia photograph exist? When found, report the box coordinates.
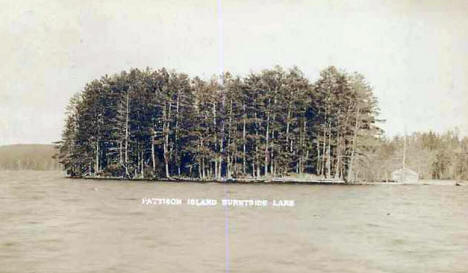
[1,0,467,272]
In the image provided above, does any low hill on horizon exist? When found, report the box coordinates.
[0,144,60,170]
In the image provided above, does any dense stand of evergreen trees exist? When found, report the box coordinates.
[56,66,380,181]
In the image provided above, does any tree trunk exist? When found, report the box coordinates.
[175,90,180,176]
[198,139,202,179]
[212,102,218,179]
[124,92,130,177]
[119,141,123,166]
[264,100,270,176]
[321,126,326,176]
[255,112,260,178]
[334,132,341,179]
[242,104,247,175]
[326,123,331,178]
[163,101,172,178]
[286,103,291,148]
[151,132,156,172]
[317,142,321,175]
[140,150,144,178]
[301,120,307,174]
[347,107,360,182]
[95,139,99,175]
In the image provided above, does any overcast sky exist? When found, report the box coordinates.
[1,0,467,145]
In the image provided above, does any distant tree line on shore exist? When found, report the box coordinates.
[356,130,468,181]
[0,144,60,171]
[56,66,380,181]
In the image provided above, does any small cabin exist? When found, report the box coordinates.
[391,168,419,183]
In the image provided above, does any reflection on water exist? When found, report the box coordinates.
[1,171,467,273]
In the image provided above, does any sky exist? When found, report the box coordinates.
[1,0,467,145]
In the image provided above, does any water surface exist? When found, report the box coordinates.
[1,171,467,273]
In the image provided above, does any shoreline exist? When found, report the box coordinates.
[67,176,351,185]
[66,175,465,186]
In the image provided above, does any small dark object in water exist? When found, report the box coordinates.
[387,213,391,216]
[455,183,461,186]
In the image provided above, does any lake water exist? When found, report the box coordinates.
[1,171,467,273]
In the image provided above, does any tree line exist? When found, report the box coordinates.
[56,66,380,181]
[355,130,468,181]
[0,144,60,171]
